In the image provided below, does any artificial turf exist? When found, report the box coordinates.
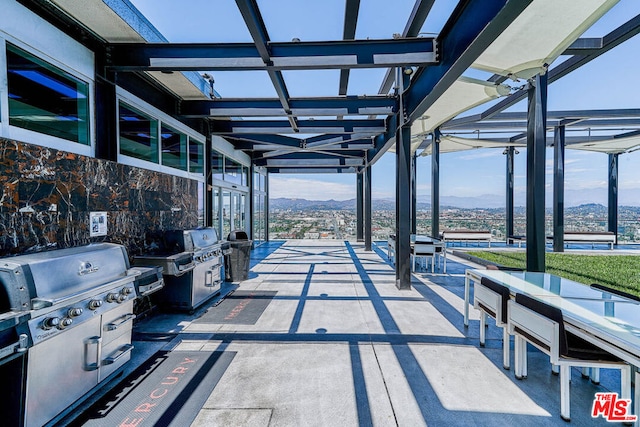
[470,251,640,297]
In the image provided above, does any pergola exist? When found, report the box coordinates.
[20,0,640,288]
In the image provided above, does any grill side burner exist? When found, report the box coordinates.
[0,243,139,427]
[133,228,225,312]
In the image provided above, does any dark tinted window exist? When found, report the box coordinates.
[7,43,89,145]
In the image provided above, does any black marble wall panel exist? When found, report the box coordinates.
[0,138,199,258]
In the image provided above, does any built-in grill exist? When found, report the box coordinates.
[0,243,139,427]
[133,228,227,312]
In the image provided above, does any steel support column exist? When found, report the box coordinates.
[526,73,547,272]
[249,163,255,239]
[431,129,441,238]
[396,69,412,290]
[411,153,417,234]
[553,126,566,252]
[95,73,117,161]
[205,133,213,228]
[505,146,515,244]
[264,172,270,242]
[608,153,619,244]
[357,172,364,242]
[364,165,372,251]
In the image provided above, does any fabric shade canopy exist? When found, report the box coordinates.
[569,134,640,154]
[409,0,620,157]
[419,135,526,157]
[471,0,620,80]
[406,77,510,153]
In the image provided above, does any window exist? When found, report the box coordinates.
[119,103,159,163]
[197,182,205,227]
[189,139,204,174]
[6,43,89,145]
[212,151,224,180]
[241,165,248,186]
[224,157,242,184]
[161,125,187,171]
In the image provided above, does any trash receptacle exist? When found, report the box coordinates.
[224,230,252,282]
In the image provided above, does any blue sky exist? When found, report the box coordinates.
[130,0,640,207]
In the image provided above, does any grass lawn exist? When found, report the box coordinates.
[470,251,640,297]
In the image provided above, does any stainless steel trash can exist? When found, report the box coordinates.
[225,230,252,282]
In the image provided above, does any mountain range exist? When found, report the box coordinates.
[270,197,640,212]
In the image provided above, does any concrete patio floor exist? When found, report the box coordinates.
[69,240,629,426]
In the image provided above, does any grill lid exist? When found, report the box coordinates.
[163,228,220,253]
[0,243,130,310]
[187,228,219,251]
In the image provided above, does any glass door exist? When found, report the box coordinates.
[222,191,231,238]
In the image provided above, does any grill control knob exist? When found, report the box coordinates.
[106,293,119,303]
[121,287,133,295]
[42,317,60,330]
[117,294,127,303]
[57,317,73,330]
[68,307,83,317]
[88,299,103,310]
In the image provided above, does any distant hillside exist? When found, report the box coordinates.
[270,198,640,215]
[270,198,355,210]
[270,198,434,211]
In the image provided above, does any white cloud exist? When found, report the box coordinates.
[269,176,355,200]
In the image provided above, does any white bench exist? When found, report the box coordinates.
[441,230,492,247]
[547,231,615,250]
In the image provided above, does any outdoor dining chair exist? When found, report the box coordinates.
[473,277,512,369]
[411,242,440,273]
[508,293,631,422]
[387,234,395,265]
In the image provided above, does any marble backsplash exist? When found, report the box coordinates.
[0,138,200,258]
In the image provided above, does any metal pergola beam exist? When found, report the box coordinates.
[235,0,297,132]
[106,38,437,72]
[378,0,436,95]
[443,117,640,131]
[181,96,396,118]
[267,167,358,174]
[440,134,622,146]
[254,150,365,161]
[444,108,640,129]
[210,119,386,134]
[406,0,533,123]
[339,0,361,95]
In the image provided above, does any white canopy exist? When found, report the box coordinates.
[406,77,510,153]
[569,134,640,154]
[419,135,526,156]
[472,0,620,80]
[409,0,620,156]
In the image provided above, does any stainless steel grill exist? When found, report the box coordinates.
[0,243,139,427]
[133,228,227,312]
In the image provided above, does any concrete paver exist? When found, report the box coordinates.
[118,239,626,426]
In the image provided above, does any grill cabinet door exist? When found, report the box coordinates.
[26,315,101,427]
